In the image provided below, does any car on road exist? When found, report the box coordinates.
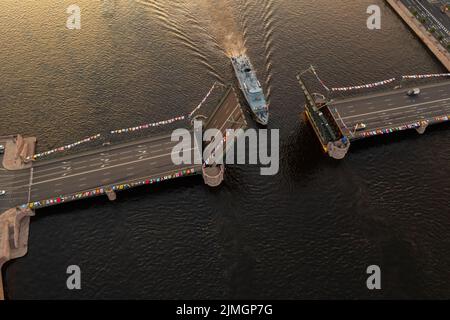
[354,123,367,131]
[0,190,6,196]
[407,88,421,96]
[0,144,4,154]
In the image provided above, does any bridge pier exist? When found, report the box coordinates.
[0,207,35,300]
[416,122,429,135]
[2,134,36,170]
[202,164,225,187]
[105,189,117,201]
[327,140,350,160]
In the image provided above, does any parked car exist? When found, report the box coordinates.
[0,190,6,196]
[407,88,421,96]
[0,144,5,154]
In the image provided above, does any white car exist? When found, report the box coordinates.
[407,88,421,96]
[0,190,6,196]
[0,144,4,154]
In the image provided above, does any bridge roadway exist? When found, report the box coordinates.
[0,136,31,213]
[329,80,450,139]
[0,86,246,213]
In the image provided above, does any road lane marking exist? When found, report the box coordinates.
[340,98,450,120]
[331,82,450,105]
[31,148,197,186]
[33,148,179,182]
[27,168,33,204]
[354,103,449,122]
[352,109,450,130]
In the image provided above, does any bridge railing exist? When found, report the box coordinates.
[296,68,344,144]
[22,166,201,210]
[328,72,450,100]
[28,83,228,162]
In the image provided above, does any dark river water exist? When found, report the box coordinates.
[1,0,449,299]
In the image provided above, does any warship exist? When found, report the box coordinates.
[231,54,269,125]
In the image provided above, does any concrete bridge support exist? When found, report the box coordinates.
[0,207,35,300]
[416,123,429,135]
[327,141,350,160]
[202,164,225,187]
[2,135,36,170]
[105,189,117,201]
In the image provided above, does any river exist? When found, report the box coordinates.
[1,0,449,299]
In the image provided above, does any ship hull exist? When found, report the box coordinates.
[231,55,269,126]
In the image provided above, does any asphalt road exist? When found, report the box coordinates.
[204,87,248,161]
[0,88,245,212]
[0,137,32,213]
[205,87,247,133]
[30,135,201,203]
[329,80,450,137]
[0,134,200,212]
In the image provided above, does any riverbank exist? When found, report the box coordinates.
[386,0,450,71]
[0,208,34,300]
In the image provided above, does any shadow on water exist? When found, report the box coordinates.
[31,175,205,221]
[281,113,334,181]
[349,121,450,154]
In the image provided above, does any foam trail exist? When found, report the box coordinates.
[135,0,223,82]
[201,0,247,57]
